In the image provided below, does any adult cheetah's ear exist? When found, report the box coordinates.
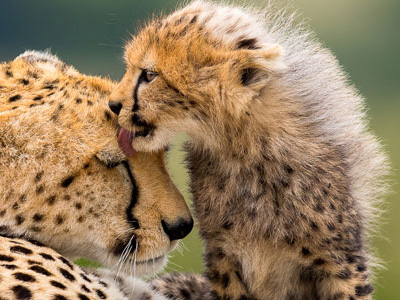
[236,43,285,88]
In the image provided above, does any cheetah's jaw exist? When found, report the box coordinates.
[134,254,165,265]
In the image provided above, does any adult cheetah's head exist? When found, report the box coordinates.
[0,51,192,275]
[110,1,285,152]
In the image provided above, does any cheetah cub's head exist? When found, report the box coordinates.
[110,1,285,152]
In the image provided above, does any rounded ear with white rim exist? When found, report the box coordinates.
[235,43,285,88]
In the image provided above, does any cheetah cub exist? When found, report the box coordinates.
[110,1,389,299]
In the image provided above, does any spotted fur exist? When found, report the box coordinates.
[0,51,192,299]
[111,1,389,299]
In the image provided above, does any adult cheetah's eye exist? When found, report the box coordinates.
[143,70,158,83]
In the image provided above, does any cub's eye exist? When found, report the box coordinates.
[143,70,158,83]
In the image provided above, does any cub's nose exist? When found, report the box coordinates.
[108,101,122,115]
[162,218,194,241]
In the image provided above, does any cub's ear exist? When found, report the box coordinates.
[234,43,285,88]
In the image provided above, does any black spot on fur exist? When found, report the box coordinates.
[26,239,44,247]
[50,280,67,290]
[215,248,226,259]
[309,221,319,231]
[59,267,75,281]
[99,281,108,287]
[284,234,296,246]
[15,215,25,225]
[78,294,90,300]
[345,254,357,264]
[59,257,74,270]
[356,264,367,272]
[104,111,112,121]
[43,83,55,90]
[81,284,90,292]
[39,253,55,260]
[2,263,18,269]
[87,100,93,106]
[0,254,14,262]
[336,268,351,280]
[355,284,374,296]
[5,69,13,77]
[30,265,52,276]
[53,295,68,300]
[12,285,32,299]
[75,98,82,104]
[337,214,343,223]
[34,171,44,182]
[313,202,325,212]
[301,248,311,256]
[75,202,82,210]
[33,213,44,222]
[237,38,259,50]
[222,220,233,230]
[327,223,336,232]
[95,290,107,299]
[33,95,43,101]
[12,202,19,210]
[55,215,64,225]
[61,176,75,187]
[10,246,32,255]
[36,185,44,194]
[313,258,326,266]
[20,79,30,85]
[9,94,21,102]
[80,273,92,283]
[47,195,56,205]
[189,15,198,24]
[14,272,36,282]
[27,260,42,265]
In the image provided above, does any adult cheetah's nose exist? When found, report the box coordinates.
[109,101,122,115]
[161,217,193,241]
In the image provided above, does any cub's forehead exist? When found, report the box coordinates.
[167,0,268,46]
[125,0,270,65]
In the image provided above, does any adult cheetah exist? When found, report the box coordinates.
[110,1,389,299]
[0,51,193,300]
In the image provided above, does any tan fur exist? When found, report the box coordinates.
[111,1,389,299]
[0,51,190,299]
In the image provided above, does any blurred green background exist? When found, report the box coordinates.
[1,0,398,298]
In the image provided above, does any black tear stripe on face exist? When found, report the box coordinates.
[121,161,140,229]
[132,70,147,113]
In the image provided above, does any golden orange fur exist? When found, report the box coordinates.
[0,51,191,299]
[111,1,389,299]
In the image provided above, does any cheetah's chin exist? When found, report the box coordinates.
[135,254,165,265]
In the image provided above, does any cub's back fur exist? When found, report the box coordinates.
[111,1,389,299]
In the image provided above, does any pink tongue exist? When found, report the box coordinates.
[118,129,135,157]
